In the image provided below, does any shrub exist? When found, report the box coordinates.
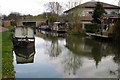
[85,23,100,33]
[112,18,120,41]
[67,30,85,36]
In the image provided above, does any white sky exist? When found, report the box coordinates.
[0,0,119,15]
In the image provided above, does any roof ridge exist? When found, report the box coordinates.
[64,1,120,13]
[82,1,120,8]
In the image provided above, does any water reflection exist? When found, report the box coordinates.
[62,51,82,76]
[38,30,67,38]
[13,30,120,78]
[65,35,120,78]
[109,43,120,78]
[37,30,67,58]
[13,42,35,64]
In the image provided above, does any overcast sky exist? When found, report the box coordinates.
[0,0,119,15]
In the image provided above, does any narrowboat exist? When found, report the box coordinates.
[52,22,67,33]
[38,25,51,31]
[13,26,35,47]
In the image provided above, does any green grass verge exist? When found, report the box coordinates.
[2,31,15,78]
[0,32,2,79]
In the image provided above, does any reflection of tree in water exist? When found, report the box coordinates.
[63,36,86,75]
[48,40,62,57]
[45,35,62,58]
[85,39,102,67]
[85,39,115,67]
[64,35,120,77]
[85,40,120,78]
[66,35,103,67]
[66,35,116,69]
[37,30,120,77]
[46,35,83,75]
[62,51,82,76]
[91,45,102,67]
[110,43,120,78]
[36,30,63,58]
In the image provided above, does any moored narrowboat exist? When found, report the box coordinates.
[52,22,67,33]
[13,26,35,47]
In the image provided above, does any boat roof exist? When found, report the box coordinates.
[16,26,34,29]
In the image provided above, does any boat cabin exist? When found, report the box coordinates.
[52,22,67,33]
[13,26,35,47]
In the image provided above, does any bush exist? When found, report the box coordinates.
[85,23,100,33]
[67,30,80,35]
[67,30,85,36]
[112,18,120,41]
[11,21,16,26]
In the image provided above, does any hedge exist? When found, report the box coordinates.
[85,23,100,33]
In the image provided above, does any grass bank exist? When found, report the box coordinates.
[0,32,2,79]
[2,28,15,78]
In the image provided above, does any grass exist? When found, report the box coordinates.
[0,32,2,79]
[2,30,15,78]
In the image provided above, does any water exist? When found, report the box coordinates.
[13,31,120,78]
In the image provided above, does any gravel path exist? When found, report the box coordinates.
[0,26,9,32]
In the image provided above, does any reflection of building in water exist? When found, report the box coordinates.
[37,30,67,38]
[64,36,120,76]
[65,36,114,67]
[14,43,35,64]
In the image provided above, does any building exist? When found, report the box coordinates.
[2,20,11,27]
[64,0,120,30]
[17,19,46,27]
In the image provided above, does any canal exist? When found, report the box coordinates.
[13,30,120,78]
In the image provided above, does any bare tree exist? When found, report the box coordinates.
[45,2,62,15]
[5,12,22,25]
[65,1,81,10]
[64,1,83,32]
